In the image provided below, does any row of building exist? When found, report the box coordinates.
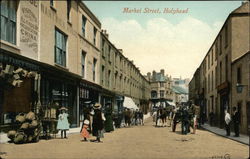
[189,2,250,134]
[0,0,151,129]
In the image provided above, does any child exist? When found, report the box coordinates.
[57,107,70,139]
[81,119,90,142]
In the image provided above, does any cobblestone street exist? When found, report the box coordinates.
[0,118,248,159]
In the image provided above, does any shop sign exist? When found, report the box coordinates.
[19,0,39,60]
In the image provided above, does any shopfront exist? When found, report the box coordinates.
[0,51,40,128]
[40,68,80,128]
[79,80,101,122]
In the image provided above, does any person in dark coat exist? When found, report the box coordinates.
[92,103,105,143]
[181,107,189,135]
[232,107,240,137]
[104,103,114,132]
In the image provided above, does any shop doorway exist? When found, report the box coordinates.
[220,95,229,128]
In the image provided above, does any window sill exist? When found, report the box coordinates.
[50,5,57,12]
[67,20,72,26]
[54,63,69,71]
[0,40,20,54]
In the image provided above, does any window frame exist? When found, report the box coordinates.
[55,28,67,67]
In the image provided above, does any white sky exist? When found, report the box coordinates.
[85,1,243,79]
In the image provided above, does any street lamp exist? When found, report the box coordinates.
[236,83,248,93]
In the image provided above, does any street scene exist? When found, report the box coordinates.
[0,0,249,159]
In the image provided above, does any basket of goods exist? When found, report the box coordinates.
[29,120,38,128]
[7,130,17,141]
[26,111,35,121]
[20,122,29,130]
[7,111,42,144]
[14,131,27,144]
[16,113,26,123]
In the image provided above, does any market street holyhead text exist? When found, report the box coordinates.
[123,8,189,14]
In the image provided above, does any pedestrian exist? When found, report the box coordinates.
[124,108,129,127]
[232,107,240,137]
[224,109,231,136]
[181,106,189,135]
[139,110,144,125]
[172,109,180,132]
[104,103,114,132]
[92,103,106,143]
[80,119,90,142]
[135,109,140,125]
[57,107,70,139]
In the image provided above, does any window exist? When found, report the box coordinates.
[225,55,228,81]
[81,51,86,78]
[93,27,97,45]
[67,0,71,21]
[219,35,222,55]
[108,70,111,88]
[212,70,214,91]
[93,58,97,82]
[208,54,210,69]
[50,0,54,7]
[102,38,105,53]
[151,91,157,98]
[225,25,228,48]
[55,29,67,67]
[108,45,111,61]
[0,0,16,44]
[237,66,242,84]
[82,16,86,37]
[101,65,105,85]
[215,43,218,60]
[220,62,222,84]
[211,49,213,65]
[160,90,164,98]
[160,82,164,87]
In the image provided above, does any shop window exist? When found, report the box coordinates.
[82,15,86,37]
[55,29,67,67]
[81,51,86,78]
[225,25,228,48]
[0,0,16,44]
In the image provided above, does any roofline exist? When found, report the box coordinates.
[232,51,250,64]
[78,1,101,28]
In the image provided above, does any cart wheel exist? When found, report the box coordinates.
[33,135,40,142]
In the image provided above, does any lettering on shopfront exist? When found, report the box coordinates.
[19,1,39,59]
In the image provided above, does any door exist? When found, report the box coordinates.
[247,102,250,133]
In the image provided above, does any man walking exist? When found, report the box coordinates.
[225,109,231,136]
[232,107,240,137]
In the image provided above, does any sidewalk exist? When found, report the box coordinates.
[201,123,249,145]
[0,113,152,144]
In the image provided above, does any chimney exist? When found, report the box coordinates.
[102,30,109,39]
[160,69,165,76]
[147,72,151,80]
[118,49,123,53]
[152,70,156,81]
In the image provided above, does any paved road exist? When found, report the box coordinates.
[0,118,249,159]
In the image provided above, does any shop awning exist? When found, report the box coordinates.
[166,101,176,107]
[123,96,138,109]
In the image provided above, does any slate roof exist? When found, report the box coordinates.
[172,85,188,94]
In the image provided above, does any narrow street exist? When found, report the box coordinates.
[1,118,248,159]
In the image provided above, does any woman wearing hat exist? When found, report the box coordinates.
[92,103,106,143]
[57,107,70,139]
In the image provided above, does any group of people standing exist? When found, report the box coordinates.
[124,108,144,127]
[152,103,200,135]
[56,102,114,143]
[224,106,240,137]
